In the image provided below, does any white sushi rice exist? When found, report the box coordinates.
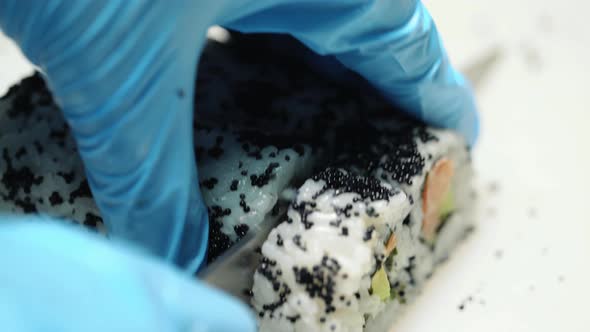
[252,126,474,332]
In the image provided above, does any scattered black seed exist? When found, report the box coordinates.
[48,191,64,206]
[208,146,224,159]
[206,205,234,263]
[14,197,37,213]
[57,171,75,184]
[329,219,342,227]
[364,225,375,241]
[33,140,44,154]
[234,224,249,238]
[292,201,314,229]
[402,215,411,226]
[2,149,44,198]
[241,170,248,176]
[239,194,251,213]
[230,179,239,191]
[404,256,417,286]
[14,147,27,159]
[276,234,284,246]
[201,177,218,190]
[285,155,291,161]
[488,182,500,193]
[366,206,379,218]
[68,180,92,203]
[292,234,306,251]
[83,213,103,227]
[341,227,349,236]
[250,162,280,187]
[416,127,438,143]
[494,250,503,259]
[243,289,253,297]
[528,208,537,218]
[271,203,280,216]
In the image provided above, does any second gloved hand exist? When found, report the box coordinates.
[0,219,255,332]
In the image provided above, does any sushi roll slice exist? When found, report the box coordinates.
[0,73,104,230]
[0,73,318,263]
[251,122,474,332]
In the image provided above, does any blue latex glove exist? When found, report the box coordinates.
[0,217,256,332]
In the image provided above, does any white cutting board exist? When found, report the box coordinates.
[1,0,589,330]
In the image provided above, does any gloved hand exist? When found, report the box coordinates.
[0,0,478,270]
[0,0,477,330]
[0,217,256,332]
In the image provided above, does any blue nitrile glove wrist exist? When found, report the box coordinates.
[0,218,256,332]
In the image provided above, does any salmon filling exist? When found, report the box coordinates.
[421,158,455,241]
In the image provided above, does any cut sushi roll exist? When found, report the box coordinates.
[0,37,474,332]
[251,123,474,332]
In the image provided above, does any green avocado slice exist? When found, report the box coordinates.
[371,267,390,301]
[439,187,455,219]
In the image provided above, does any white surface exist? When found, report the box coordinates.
[1,1,589,330]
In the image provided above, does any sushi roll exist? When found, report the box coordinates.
[0,73,318,263]
[251,119,474,332]
[0,38,474,332]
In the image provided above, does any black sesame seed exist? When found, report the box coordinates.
[48,191,63,206]
[234,224,249,238]
[230,180,239,191]
[201,177,218,190]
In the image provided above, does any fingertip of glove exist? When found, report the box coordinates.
[416,78,480,148]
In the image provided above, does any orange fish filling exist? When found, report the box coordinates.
[421,158,455,241]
